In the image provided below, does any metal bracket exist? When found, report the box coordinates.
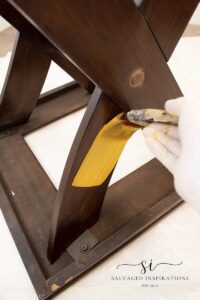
[66,229,98,260]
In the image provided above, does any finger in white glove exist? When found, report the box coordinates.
[148,123,179,139]
[142,97,200,213]
[143,127,178,174]
[165,96,186,116]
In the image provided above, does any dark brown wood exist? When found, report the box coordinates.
[0,84,92,298]
[0,31,51,130]
[7,0,186,261]
[0,1,196,298]
[3,0,194,262]
[139,0,199,60]
[0,0,94,92]
[0,91,182,297]
[47,88,121,262]
[48,191,181,291]
[19,82,90,135]
[0,0,41,34]
[7,0,182,110]
[41,0,184,260]
[50,50,94,93]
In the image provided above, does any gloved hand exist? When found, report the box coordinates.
[143,97,200,212]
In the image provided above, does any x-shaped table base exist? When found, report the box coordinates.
[0,0,198,298]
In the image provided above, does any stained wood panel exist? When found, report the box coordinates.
[0,0,93,93]
[140,0,199,60]
[48,88,121,262]
[7,0,182,110]
[0,2,194,298]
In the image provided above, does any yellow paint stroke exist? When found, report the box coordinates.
[72,113,140,187]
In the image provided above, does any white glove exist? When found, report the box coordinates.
[143,97,200,213]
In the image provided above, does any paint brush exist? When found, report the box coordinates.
[121,108,178,127]
[72,109,178,188]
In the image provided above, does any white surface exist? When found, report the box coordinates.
[41,61,73,94]
[0,35,200,300]
[0,52,10,92]
[190,4,200,25]
[0,52,72,94]
[0,17,10,32]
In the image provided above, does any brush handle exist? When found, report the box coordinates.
[126,109,178,127]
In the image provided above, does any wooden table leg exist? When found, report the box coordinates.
[4,0,198,264]
[47,88,121,262]
[0,31,50,129]
[0,0,94,101]
[0,1,198,297]
[139,0,199,60]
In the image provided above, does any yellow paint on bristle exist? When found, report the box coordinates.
[72,113,139,187]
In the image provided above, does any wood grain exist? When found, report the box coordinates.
[7,0,182,110]
[0,0,93,92]
[48,88,121,262]
[0,2,195,295]
[140,0,199,60]
[0,31,51,129]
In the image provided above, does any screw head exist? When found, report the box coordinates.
[80,244,89,253]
